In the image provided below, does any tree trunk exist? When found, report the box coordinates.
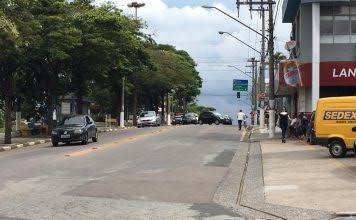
[133,87,138,126]
[166,93,170,125]
[4,73,13,144]
[46,74,56,135]
[154,96,159,113]
[77,83,84,115]
[160,94,165,124]
[183,98,187,113]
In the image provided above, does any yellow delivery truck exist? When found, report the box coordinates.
[314,96,356,158]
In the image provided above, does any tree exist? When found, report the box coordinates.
[274,52,287,64]
[142,44,202,117]
[186,103,216,115]
[0,0,38,143]
[25,0,82,134]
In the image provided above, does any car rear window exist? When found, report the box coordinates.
[60,116,85,126]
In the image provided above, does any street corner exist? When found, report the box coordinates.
[260,138,356,214]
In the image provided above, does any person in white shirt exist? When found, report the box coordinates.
[237,110,246,131]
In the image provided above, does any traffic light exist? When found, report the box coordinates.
[236,92,240,99]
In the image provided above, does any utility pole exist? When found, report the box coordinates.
[236,0,275,137]
[254,59,259,126]
[267,0,276,138]
[259,9,266,128]
[120,77,125,128]
[128,2,145,127]
[246,58,258,125]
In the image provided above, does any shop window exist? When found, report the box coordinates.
[321,6,333,16]
[351,6,356,15]
[321,16,333,34]
[333,6,349,15]
[334,16,350,35]
[320,4,356,44]
[351,16,356,42]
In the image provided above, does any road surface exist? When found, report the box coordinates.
[0,125,243,220]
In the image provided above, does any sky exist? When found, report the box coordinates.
[95,0,291,120]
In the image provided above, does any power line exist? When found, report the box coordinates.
[273,0,281,30]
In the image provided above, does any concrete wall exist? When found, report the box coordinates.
[299,4,313,63]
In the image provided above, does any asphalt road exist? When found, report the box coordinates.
[0,125,244,220]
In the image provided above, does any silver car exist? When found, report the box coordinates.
[137,111,161,127]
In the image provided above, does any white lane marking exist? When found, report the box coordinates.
[265,185,299,192]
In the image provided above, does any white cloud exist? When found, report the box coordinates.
[95,0,290,117]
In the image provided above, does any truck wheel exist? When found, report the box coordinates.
[215,120,220,125]
[199,120,203,125]
[52,141,58,147]
[329,140,347,158]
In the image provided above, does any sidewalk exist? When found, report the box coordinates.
[251,126,356,214]
[0,126,132,152]
[261,139,356,213]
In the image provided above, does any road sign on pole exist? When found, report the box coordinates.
[233,79,248,91]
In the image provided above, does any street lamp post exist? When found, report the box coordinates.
[202,5,267,41]
[218,31,261,55]
[128,2,145,127]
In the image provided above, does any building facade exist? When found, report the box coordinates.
[280,0,356,114]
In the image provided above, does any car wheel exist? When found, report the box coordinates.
[92,132,98,142]
[199,120,203,125]
[82,132,88,145]
[52,141,58,147]
[215,120,220,125]
[329,140,347,158]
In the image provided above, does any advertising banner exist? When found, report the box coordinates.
[281,60,303,87]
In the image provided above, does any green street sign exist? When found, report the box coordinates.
[233,84,248,91]
[233,79,248,91]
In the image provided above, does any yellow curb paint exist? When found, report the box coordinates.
[66,127,171,157]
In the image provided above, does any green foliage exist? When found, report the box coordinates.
[0,0,201,138]
[186,103,216,115]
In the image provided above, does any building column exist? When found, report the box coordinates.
[312,3,320,110]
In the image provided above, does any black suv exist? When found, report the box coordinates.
[198,112,223,125]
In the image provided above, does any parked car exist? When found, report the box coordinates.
[137,111,161,127]
[51,115,97,146]
[182,113,198,125]
[198,111,224,125]
[172,115,183,125]
[223,115,233,125]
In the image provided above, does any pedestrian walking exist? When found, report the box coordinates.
[277,107,290,143]
[237,110,246,131]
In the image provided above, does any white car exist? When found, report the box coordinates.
[137,111,161,127]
